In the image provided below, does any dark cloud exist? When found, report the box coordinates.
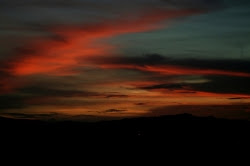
[142,83,185,90]
[191,76,250,95]
[147,104,250,120]
[1,0,224,8]
[19,86,130,99]
[168,58,250,74]
[0,86,95,109]
[104,109,127,113]
[0,0,87,7]
[20,86,100,97]
[228,97,250,100]
[0,95,26,109]
[134,103,146,105]
[91,53,166,66]
[0,112,108,122]
[140,75,250,95]
[105,94,129,98]
[0,86,131,109]
[228,97,243,100]
[117,54,167,66]
[0,112,60,119]
[0,0,224,33]
[0,94,90,109]
[161,0,224,9]
[95,54,250,74]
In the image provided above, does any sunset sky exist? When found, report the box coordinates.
[1,0,250,121]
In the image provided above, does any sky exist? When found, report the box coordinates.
[0,0,250,121]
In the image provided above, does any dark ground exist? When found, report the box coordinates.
[1,114,250,149]
[2,114,249,163]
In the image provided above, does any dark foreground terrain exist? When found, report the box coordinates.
[1,114,250,150]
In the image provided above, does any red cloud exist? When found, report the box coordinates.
[5,9,200,76]
[98,64,250,77]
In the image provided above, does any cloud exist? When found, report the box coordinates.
[134,103,147,105]
[0,5,204,94]
[2,0,246,121]
[20,86,101,97]
[184,76,250,95]
[2,10,200,76]
[161,0,224,9]
[94,54,250,77]
[0,95,26,109]
[142,83,185,90]
[1,0,224,8]
[138,75,250,95]
[0,112,61,120]
[0,112,105,121]
[105,94,129,98]
[228,97,250,100]
[99,64,250,77]
[104,109,127,113]
[0,84,132,109]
